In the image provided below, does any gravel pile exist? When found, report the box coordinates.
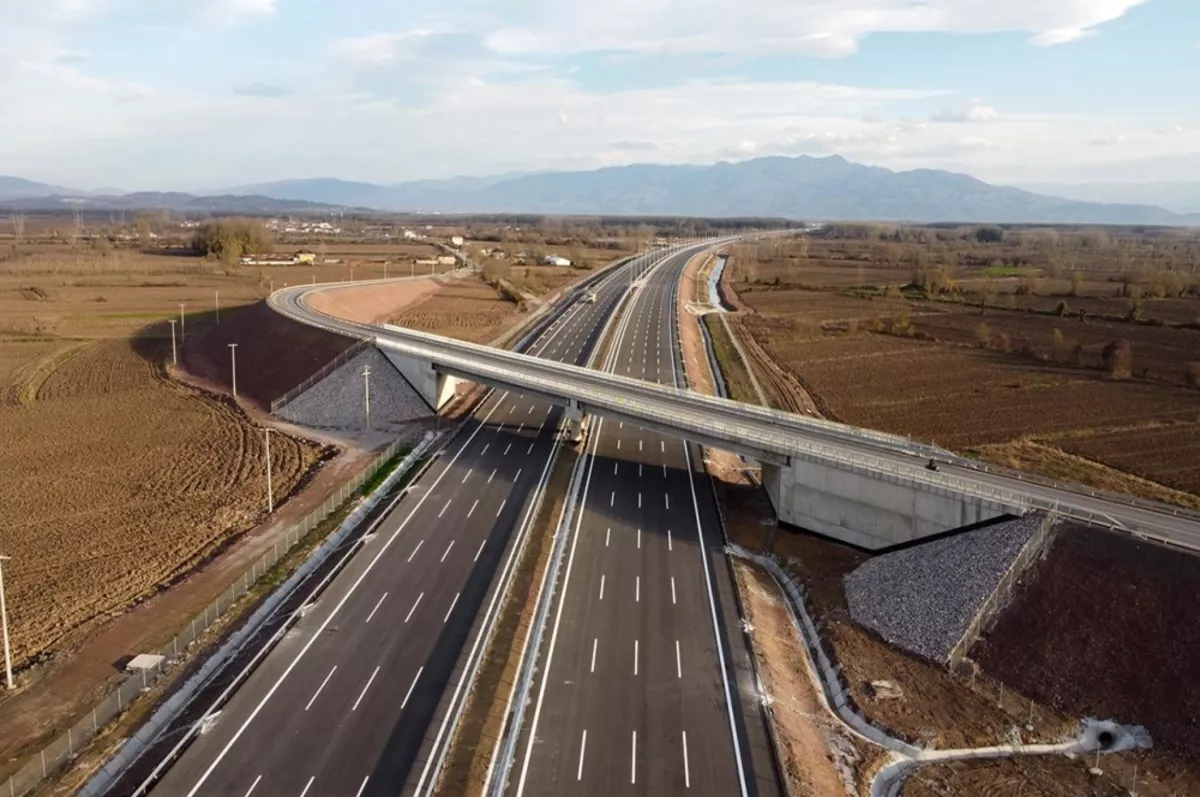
[276,347,430,431]
[844,513,1045,663]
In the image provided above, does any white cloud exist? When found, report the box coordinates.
[484,0,1149,57]
[932,99,1001,124]
[332,30,434,67]
[1088,134,1128,146]
[201,0,278,26]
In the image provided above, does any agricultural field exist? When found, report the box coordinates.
[721,225,1200,502]
[0,337,325,669]
[388,276,528,344]
[0,242,335,674]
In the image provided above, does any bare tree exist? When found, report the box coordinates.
[68,211,84,247]
[9,213,25,244]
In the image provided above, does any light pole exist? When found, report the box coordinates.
[168,319,177,366]
[179,303,186,342]
[0,554,13,689]
[228,343,238,398]
[264,428,274,513]
[363,365,372,431]
[215,290,220,324]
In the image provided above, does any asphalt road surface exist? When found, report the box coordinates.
[506,249,782,797]
[146,258,644,797]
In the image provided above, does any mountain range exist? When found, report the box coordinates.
[4,156,1199,225]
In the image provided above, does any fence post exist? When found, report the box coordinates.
[92,708,98,733]
[41,750,46,778]
[68,728,73,756]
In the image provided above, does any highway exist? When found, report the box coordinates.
[144,254,650,797]
[504,248,781,796]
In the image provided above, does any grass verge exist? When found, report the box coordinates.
[702,314,759,403]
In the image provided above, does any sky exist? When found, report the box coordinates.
[2,0,1199,191]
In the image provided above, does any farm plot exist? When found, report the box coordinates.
[389,276,527,343]
[0,338,326,670]
[911,306,1200,386]
[745,330,1200,449]
[1055,424,1200,497]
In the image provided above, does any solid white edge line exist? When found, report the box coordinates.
[419,290,596,796]
[180,390,510,797]
[513,417,607,797]
[351,665,380,711]
[673,268,750,796]
[303,666,337,712]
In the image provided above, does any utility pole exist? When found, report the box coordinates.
[0,555,12,689]
[228,343,239,398]
[264,428,274,513]
[179,303,186,342]
[168,319,177,366]
[363,365,372,431]
[215,290,220,324]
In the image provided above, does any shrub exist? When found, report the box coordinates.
[1070,270,1084,297]
[191,219,274,263]
[1055,300,1069,317]
[975,225,1004,244]
[975,322,992,347]
[1102,339,1133,379]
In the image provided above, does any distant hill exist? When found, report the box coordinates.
[1018,181,1200,215]
[229,156,1200,225]
[0,176,82,201]
[6,156,1200,224]
[0,191,346,214]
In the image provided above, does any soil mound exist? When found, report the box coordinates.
[973,524,1200,766]
[181,300,354,409]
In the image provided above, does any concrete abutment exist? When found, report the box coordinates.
[762,455,1025,550]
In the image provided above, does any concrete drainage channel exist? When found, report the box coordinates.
[80,431,445,797]
[725,545,1152,797]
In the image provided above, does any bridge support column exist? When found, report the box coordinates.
[564,399,586,444]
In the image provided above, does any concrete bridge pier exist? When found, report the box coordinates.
[564,399,586,444]
[379,347,463,411]
[761,455,1024,550]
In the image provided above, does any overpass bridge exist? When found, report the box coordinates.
[269,253,1200,552]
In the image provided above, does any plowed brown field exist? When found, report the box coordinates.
[389,276,527,343]
[0,338,325,669]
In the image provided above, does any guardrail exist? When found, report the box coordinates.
[268,244,1200,554]
[3,438,412,797]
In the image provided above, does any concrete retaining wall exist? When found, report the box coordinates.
[763,455,1021,549]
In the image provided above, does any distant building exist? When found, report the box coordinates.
[437,255,457,266]
[402,229,420,240]
[543,255,572,267]
[295,251,317,264]
[450,235,465,247]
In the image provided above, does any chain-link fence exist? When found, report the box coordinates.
[3,437,409,797]
[270,337,372,414]
[946,512,1058,670]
